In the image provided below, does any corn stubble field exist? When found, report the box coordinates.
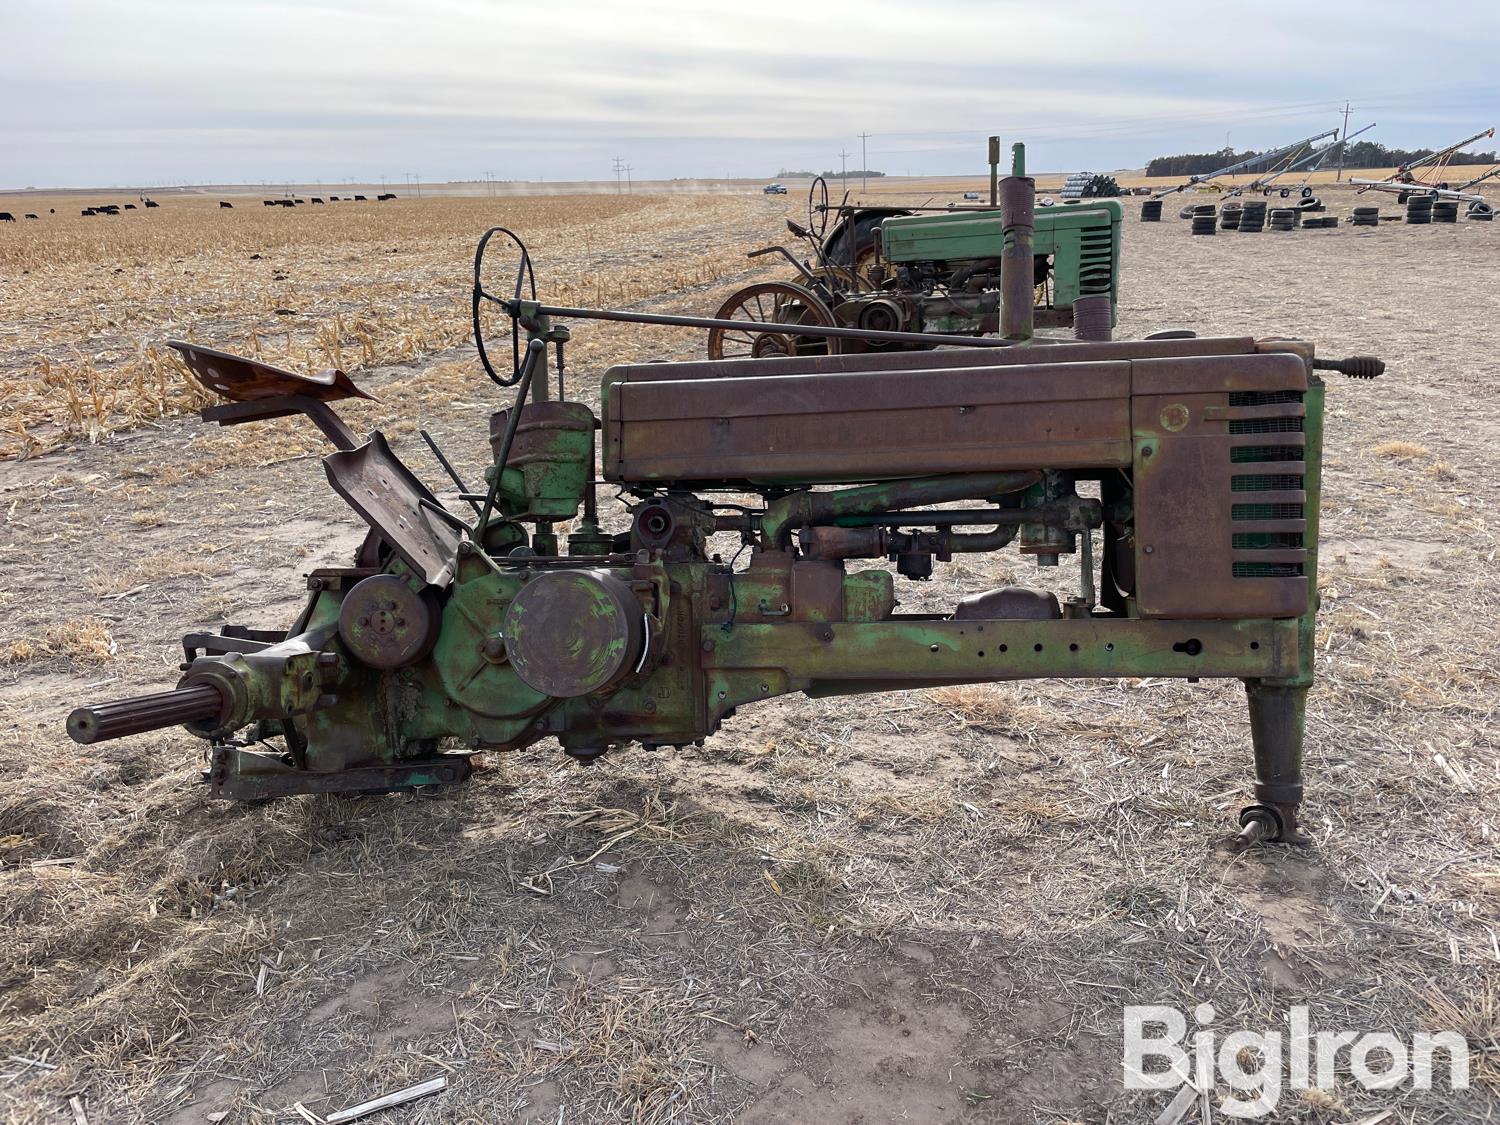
[1,189,1498,1123]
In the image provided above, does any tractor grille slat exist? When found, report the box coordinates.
[1229,390,1303,407]
[1231,502,1304,521]
[1229,416,1305,434]
[1230,445,1305,464]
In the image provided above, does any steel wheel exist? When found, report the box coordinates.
[707,282,840,360]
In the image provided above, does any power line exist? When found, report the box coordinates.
[1337,102,1353,182]
[611,156,625,193]
[858,131,872,192]
[839,147,850,183]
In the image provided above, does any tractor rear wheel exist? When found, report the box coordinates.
[707,282,841,360]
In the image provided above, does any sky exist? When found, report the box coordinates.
[1,0,1496,188]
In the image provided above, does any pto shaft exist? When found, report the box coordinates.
[67,683,225,745]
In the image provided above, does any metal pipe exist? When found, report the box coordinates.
[999,172,1035,343]
[762,471,1039,548]
[502,301,1022,351]
[988,136,999,206]
[67,684,226,745]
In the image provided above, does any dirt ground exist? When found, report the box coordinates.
[2,186,1498,1124]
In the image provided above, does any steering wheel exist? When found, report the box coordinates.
[808,176,830,241]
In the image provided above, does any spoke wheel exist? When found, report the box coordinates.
[707,282,840,360]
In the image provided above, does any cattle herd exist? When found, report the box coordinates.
[0,192,397,224]
[252,192,394,208]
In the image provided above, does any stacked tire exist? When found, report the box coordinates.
[1220,204,1243,230]
[1238,201,1266,232]
[1269,208,1298,231]
[1191,205,1217,235]
[1406,195,1433,224]
[1470,200,1494,222]
[1351,206,1380,228]
[1140,199,1163,222]
[1432,200,1459,224]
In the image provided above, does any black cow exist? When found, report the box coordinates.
[24,213,38,220]
[353,194,367,201]
[377,192,396,200]
[0,212,14,222]
[97,205,120,214]
[262,200,276,206]
[278,200,295,208]
[328,195,340,201]
[144,200,158,208]
[311,197,324,204]
[49,208,55,214]
[82,209,96,217]
[124,203,136,210]
[292,199,303,205]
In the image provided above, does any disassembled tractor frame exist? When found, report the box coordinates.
[68,147,1385,849]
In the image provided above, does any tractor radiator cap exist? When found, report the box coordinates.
[502,569,646,698]
[337,574,441,669]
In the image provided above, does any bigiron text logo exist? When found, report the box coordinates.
[1122,1004,1469,1118]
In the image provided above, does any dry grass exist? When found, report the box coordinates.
[1371,439,1431,460]
[0,193,777,459]
[0,617,115,666]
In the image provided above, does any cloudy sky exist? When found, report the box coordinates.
[1,0,1495,188]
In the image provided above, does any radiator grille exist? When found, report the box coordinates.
[1231,445,1304,463]
[1231,474,1304,492]
[1232,502,1304,520]
[1230,390,1303,406]
[1077,225,1115,296]
[1229,392,1306,580]
[1229,416,1303,434]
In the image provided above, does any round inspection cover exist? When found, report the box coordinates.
[337,574,440,669]
[502,570,644,698]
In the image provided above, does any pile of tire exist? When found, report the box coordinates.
[1220,204,1243,231]
[1351,206,1380,228]
[1406,195,1434,224]
[1470,200,1495,222]
[1296,196,1325,214]
[1432,200,1460,224]
[1191,204,1217,235]
[1300,215,1337,229]
[1140,198,1163,222]
[1268,208,1299,231]
[1238,201,1266,232]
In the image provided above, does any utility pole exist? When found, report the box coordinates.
[858,132,872,192]
[839,148,850,183]
[612,157,625,192]
[1336,102,1353,182]
[625,164,633,193]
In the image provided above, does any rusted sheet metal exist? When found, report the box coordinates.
[1131,351,1308,396]
[604,335,1261,385]
[608,361,1134,483]
[1132,363,1317,620]
[324,433,464,587]
[168,340,373,402]
[702,617,1302,694]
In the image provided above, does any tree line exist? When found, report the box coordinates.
[774,169,887,179]
[1146,142,1497,178]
